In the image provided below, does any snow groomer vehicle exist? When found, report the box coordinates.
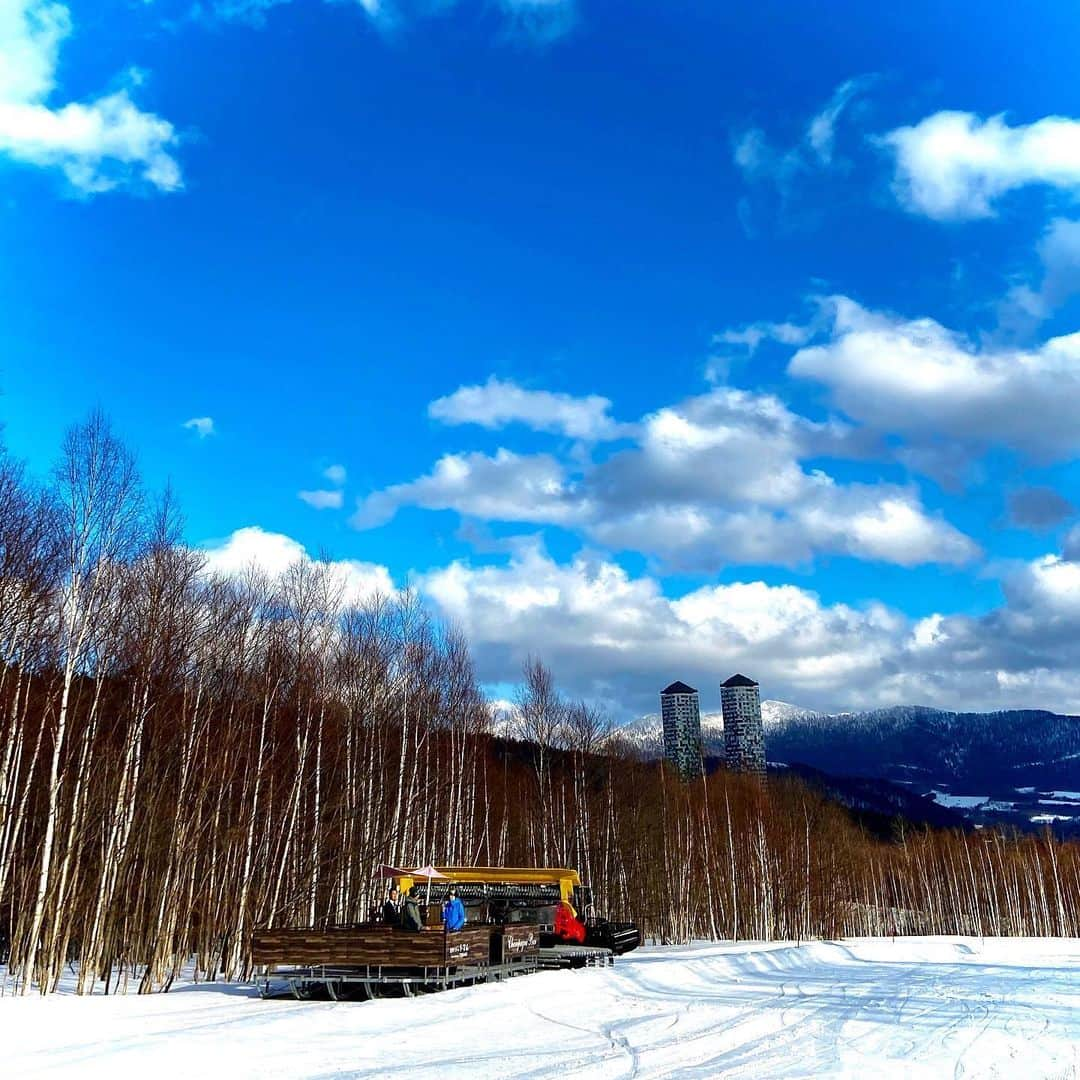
[251,865,640,1000]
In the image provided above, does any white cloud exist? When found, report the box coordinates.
[0,0,65,103]
[1037,218,1080,305]
[715,320,814,353]
[352,448,580,529]
[1005,554,1080,621]
[1000,217,1080,334]
[807,77,868,165]
[731,126,804,195]
[496,0,576,42]
[211,0,575,41]
[733,75,873,193]
[708,314,822,382]
[333,558,396,606]
[882,111,1080,221]
[587,484,975,570]
[193,526,1080,716]
[202,525,307,579]
[592,388,837,512]
[789,296,1080,460]
[183,416,215,438]
[906,550,1080,706]
[299,489,344,510]
[298,463,347,508]
[732,128,774,179]
[0,1,181,194]
[418,541,1080,717]
[429,376,619,441]
[795,485,977,567]
[357,383,976,570]
[209,0,295,25]
[212,0,384,24]
[200,525,393,606]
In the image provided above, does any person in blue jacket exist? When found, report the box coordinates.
[442,886,466,931]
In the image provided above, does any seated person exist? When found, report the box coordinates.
[442,886,466,932]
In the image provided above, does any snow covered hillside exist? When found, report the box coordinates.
[620,699,808,752]
[767,706,1080,835]
[622,700,1080,835]
[5,937,1079,1078]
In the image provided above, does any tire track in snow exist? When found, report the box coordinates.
[8,939,1080,1078]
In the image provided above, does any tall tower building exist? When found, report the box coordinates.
[660,681,703,779]
[721,673,765,776]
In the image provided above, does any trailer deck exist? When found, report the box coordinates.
[252,924,612,1000]
[255,923,532,998]
[259,957,540,999]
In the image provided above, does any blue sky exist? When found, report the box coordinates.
[5,0,1080,716]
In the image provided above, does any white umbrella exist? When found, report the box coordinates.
[409,864,448,908]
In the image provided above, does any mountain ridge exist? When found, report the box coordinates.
[622,701,1080,836]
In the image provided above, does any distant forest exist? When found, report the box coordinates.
[1,414,1079,995]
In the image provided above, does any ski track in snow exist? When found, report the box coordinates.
[3,937,1080,1079]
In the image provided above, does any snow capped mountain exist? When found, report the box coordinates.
[491,695,1079,835]
[768,705,1080,784]
[620,700,812,751]
[620,700,1080,835]
[761,700,814,727]
[767,705,1080,836]
[625,702,1079,785]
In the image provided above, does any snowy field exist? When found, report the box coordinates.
[4,937,1080,1078]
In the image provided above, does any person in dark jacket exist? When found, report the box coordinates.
[442,886,466,932]
[401,888,424,932]
[382,887,401,927]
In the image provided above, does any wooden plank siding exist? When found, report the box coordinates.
[251,925,491,969]
[490,924,540,965]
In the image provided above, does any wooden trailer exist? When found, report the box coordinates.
[251,923,540,999]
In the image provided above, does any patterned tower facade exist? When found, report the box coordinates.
[721,673,766,775]
[660,681,703,779]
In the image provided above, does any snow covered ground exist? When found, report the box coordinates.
[4,937,1080,1078]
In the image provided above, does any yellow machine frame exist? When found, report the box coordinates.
[394,866,582,913]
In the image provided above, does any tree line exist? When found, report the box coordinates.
[0,413,1078,995]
